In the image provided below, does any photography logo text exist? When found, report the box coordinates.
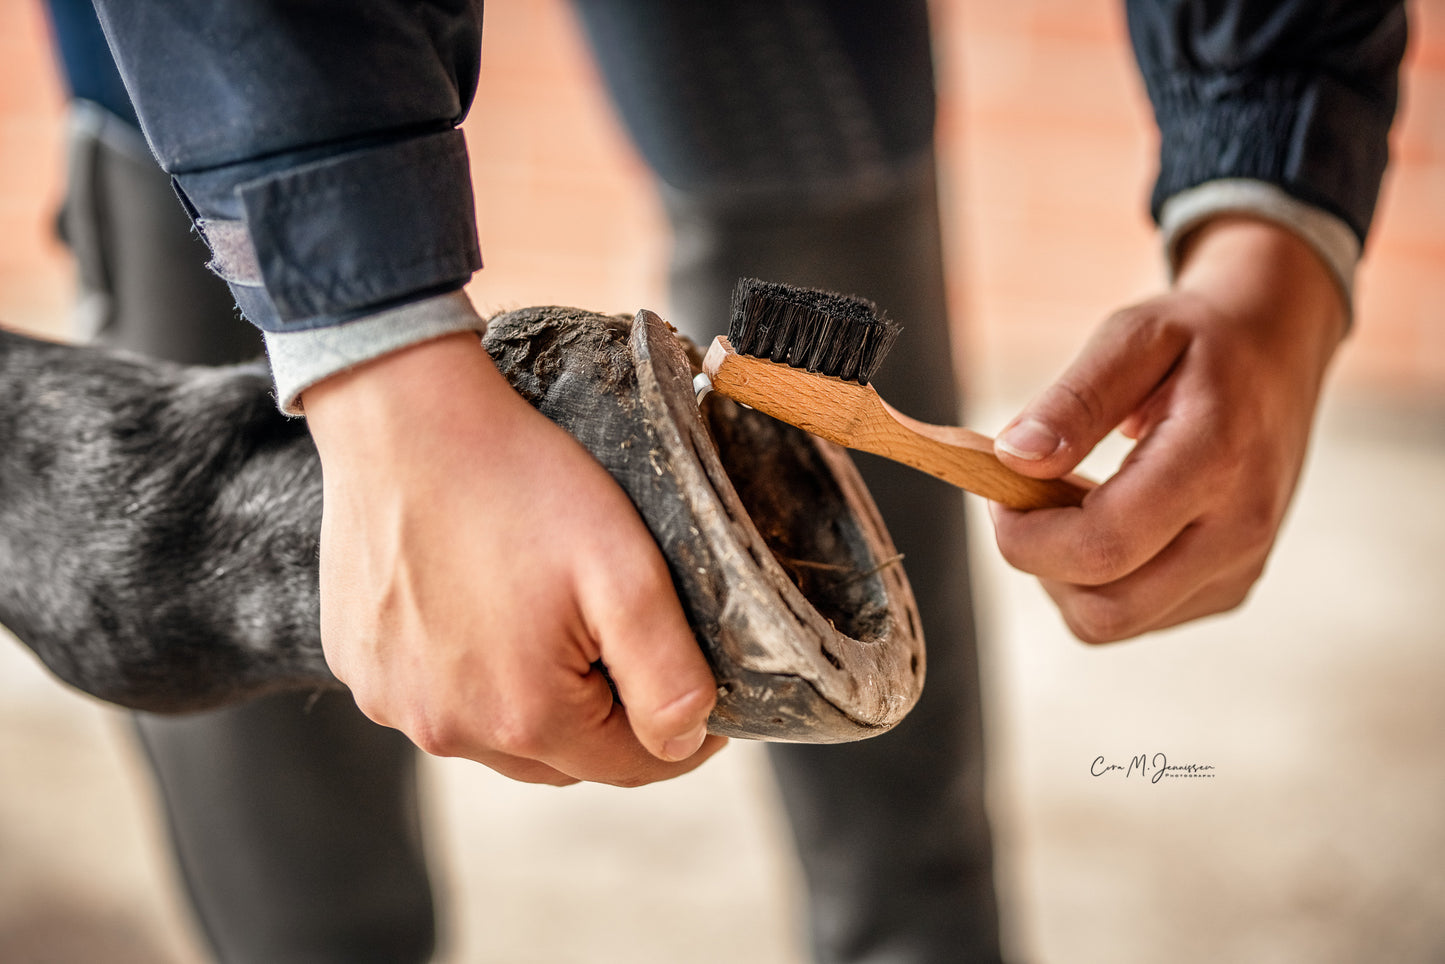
[1090,753,1215,784]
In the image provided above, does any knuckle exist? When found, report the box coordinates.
[1066,594,1137,644]
[1233,499,1281,556]
[504,761,580,787]
[583,546,676,631]
[604,571,662,622]
[407,712,467,758]
[607,770,653,790]
[348,688,393,730]
[1075,526,1133,584]
[1218,587,1252,616]
[1241,559,1268,589]
[1049,378,1107,433]
[993,527,1027,572]
[1107,300,1177,346]
[625,555,680,612]
[1216,573,1259,614]
[1177,586,1250,629]
[486,707,553,761]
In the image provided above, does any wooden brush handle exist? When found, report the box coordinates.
[872,403,1091,509]
[704,337,1091,511]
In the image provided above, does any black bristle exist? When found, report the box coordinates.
[727,278,901,384]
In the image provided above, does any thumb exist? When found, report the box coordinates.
[995,305,1192,478]
[585,553,718,763]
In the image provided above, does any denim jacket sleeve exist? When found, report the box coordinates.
[1127,0,1407,247]
[91,1,486,336]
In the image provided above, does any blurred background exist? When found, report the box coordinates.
[1,1,1442,962]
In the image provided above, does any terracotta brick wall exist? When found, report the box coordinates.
[1,0,1440,400]
[1358,0,1445,395]
[0,2,69,338]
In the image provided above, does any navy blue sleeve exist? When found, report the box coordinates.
[91,1,485,333]
[1127,0,1407,244]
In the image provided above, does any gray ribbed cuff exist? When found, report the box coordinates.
[263,290,486,414]
[1159,179,1360,322]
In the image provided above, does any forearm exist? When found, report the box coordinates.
[90,0,488,405]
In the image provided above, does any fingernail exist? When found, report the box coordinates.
[662,724,708,762]
[997,418,1061,461]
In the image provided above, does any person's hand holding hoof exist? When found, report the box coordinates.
[304,332,725,786]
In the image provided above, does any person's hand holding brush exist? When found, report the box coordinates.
[991,216,1347,643]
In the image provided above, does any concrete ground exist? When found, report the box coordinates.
[3,390,1443,964]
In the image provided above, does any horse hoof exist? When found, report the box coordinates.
[484,307,923,742]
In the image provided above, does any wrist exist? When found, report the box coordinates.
[1159,180,1360,317]
[302,331,510,465]
[265,289,487,415]
[1173,215,1349,357]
